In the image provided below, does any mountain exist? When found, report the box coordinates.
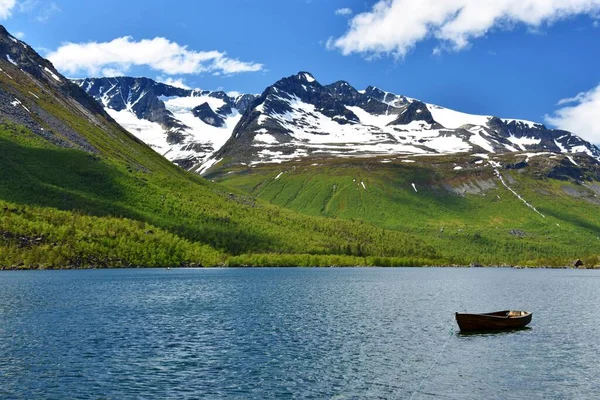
[74,77,258,171]
[203,72,600,269]
[78,72,600,174]
[0,25,439,268]
[212,71,600,169]
[3,24,600,268]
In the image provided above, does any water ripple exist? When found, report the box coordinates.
[1,268,600,399]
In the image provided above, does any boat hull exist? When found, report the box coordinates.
[455,310,532,332]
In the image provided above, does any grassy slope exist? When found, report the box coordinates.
[0,62,437,268]
[212,156,600,267]
[2,55,598,268]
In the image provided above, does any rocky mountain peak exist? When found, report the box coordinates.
[75,76,259,171]
[73,68,600,174]
[363,85,410,107]
[297,71,317,83]
[389,101,436,126]
[211,72,600,170]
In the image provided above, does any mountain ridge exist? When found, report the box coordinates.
[74,76,259,170]
[77,71,600,174]
[213,71,599,170]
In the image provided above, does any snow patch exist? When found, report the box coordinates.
[423,135,471,153]
[427,104,490,129]
[0,67,13,79]
[107,109,167,152]
[162,96,242,159]
[10,98,30,113]
[489,161,545,218]
[254,133,278,144]
[570,145,594,157]
[346,105,397,128]
[198,157,222,174]
[301,73,315,83]
[274,172,284,180]
[468,128,495,153]
[554,140,567,153]
[6,55,17,66]
[44,67,61,82]
[411,183,418,193]
[160,94,225,114]
[507,135,541,151]
[517,152,554,162]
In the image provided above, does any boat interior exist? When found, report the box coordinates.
[459,310,530,318]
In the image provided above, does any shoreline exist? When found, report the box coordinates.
[1,264,598,271]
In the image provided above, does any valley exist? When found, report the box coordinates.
[0,25,599,268]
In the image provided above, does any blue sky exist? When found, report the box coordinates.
[3,0,600,141]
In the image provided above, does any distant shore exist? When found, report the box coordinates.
[2,264,599,271]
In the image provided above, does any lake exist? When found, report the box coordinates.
[1,267,599,399]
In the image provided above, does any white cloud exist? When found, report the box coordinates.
[35,1,60,22]
[100,67,126,77]
[47,36,264,77]
[545,84,600,144]
[18,0,37,12]
[16,0,59,22]
[156,76,190,90]
[335,8,353,16]
[330,0,600,57]
[14,31,25,39]
[0,0,16,19]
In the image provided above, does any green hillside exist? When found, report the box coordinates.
[210,155,600,267]
[0,65,441,269]
[0,29,447,269]
[1,25,599,269]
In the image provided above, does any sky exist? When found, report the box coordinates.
[1,0,600,143]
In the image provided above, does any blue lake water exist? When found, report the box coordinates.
[1,267,600,399]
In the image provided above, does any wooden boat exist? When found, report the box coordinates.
[455,310,532,332]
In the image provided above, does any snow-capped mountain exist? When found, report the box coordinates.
[213,72,600,169]
[74,77,258,170]
[77,72,600,174]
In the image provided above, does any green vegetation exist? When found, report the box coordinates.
[212,156,600,267]
[1,59,599,268]
[0,122,438,268]
[0,62,444,269]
